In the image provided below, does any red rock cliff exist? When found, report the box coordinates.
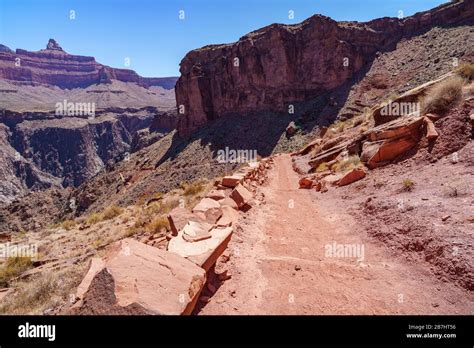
[175,0,474,136]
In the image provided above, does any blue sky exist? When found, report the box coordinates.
[0,0,447,77]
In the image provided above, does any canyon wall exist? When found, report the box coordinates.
[175,0,474,136]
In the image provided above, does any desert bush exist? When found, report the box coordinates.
[145,216,170,235]
[316,162,329,172]
[332,155,361,173]
[402,178,415,192]
[422,76,463,114]
[147,197,180,216]
[0,265,85,314]
[455,63,474,81]
[0,256,33,287]
[181,181,205,196]
[86,213,102,225]
[0,272,57,314]
[61,219,76,231]
[101,205,124,220]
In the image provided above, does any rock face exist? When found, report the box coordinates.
[71,238,206,315]
[0,41,179,203]
[0,123,61,204]
[175,0,474,136]
[0,40,178,89]
[11,117,132,187]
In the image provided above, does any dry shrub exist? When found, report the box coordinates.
[181,180,205,196]
[147,197,179,216]
[86,213,102,225]
[0,265,86,314]
[0,256,33,287]
[402,178,415,192]
[332,155,361,173]
[61,219,76,231]
[145,216,170,235]
[102,205,123,220]
[316,162,329,172]
[422,76,463,115]
[455,63,474,81]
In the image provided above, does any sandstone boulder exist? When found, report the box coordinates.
[424,117,439,140]
[192,198,221,213]
[182,220,213,242]
[222,175,243,188]
[71,238,206,315]
[168,227,233,271]
[219,196,239,210]
[192,198,222,224]
[206,190,226,201]
[322,173,344,186]
[337,167,367,186]
[167,207,205,236]
[230,184,253,209]
[361,136,417,169]
[299,177,314,189]
[216,206,240,227]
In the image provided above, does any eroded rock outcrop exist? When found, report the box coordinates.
[176,0,474,136]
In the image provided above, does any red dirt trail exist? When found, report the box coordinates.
[198,154,473,314]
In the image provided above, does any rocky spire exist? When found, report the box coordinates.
[46,39,64,51]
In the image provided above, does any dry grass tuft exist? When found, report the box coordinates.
[145,216,170,235]
[101,205,124,220]
[316,162,329,172]
[0,256,34,287]
[422,76,464,115]
[332,155,361,173]
[61,219,76,231]
[455,63,474,81]
[402,178,415,192]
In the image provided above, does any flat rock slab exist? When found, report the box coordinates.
[182,220,213,242]
[206,189,226,200]
[337,167,367,186]
[222,175,243,188]
[230,184,253,208]
[192,198,221,213]
[71,238,206,315]
[168,227,233,271]
[216,206,240,227]
[167,207,206,236]
[219,196,239,210]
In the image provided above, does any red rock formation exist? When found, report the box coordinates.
[175,0,474,136]
[0,39,177,89]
